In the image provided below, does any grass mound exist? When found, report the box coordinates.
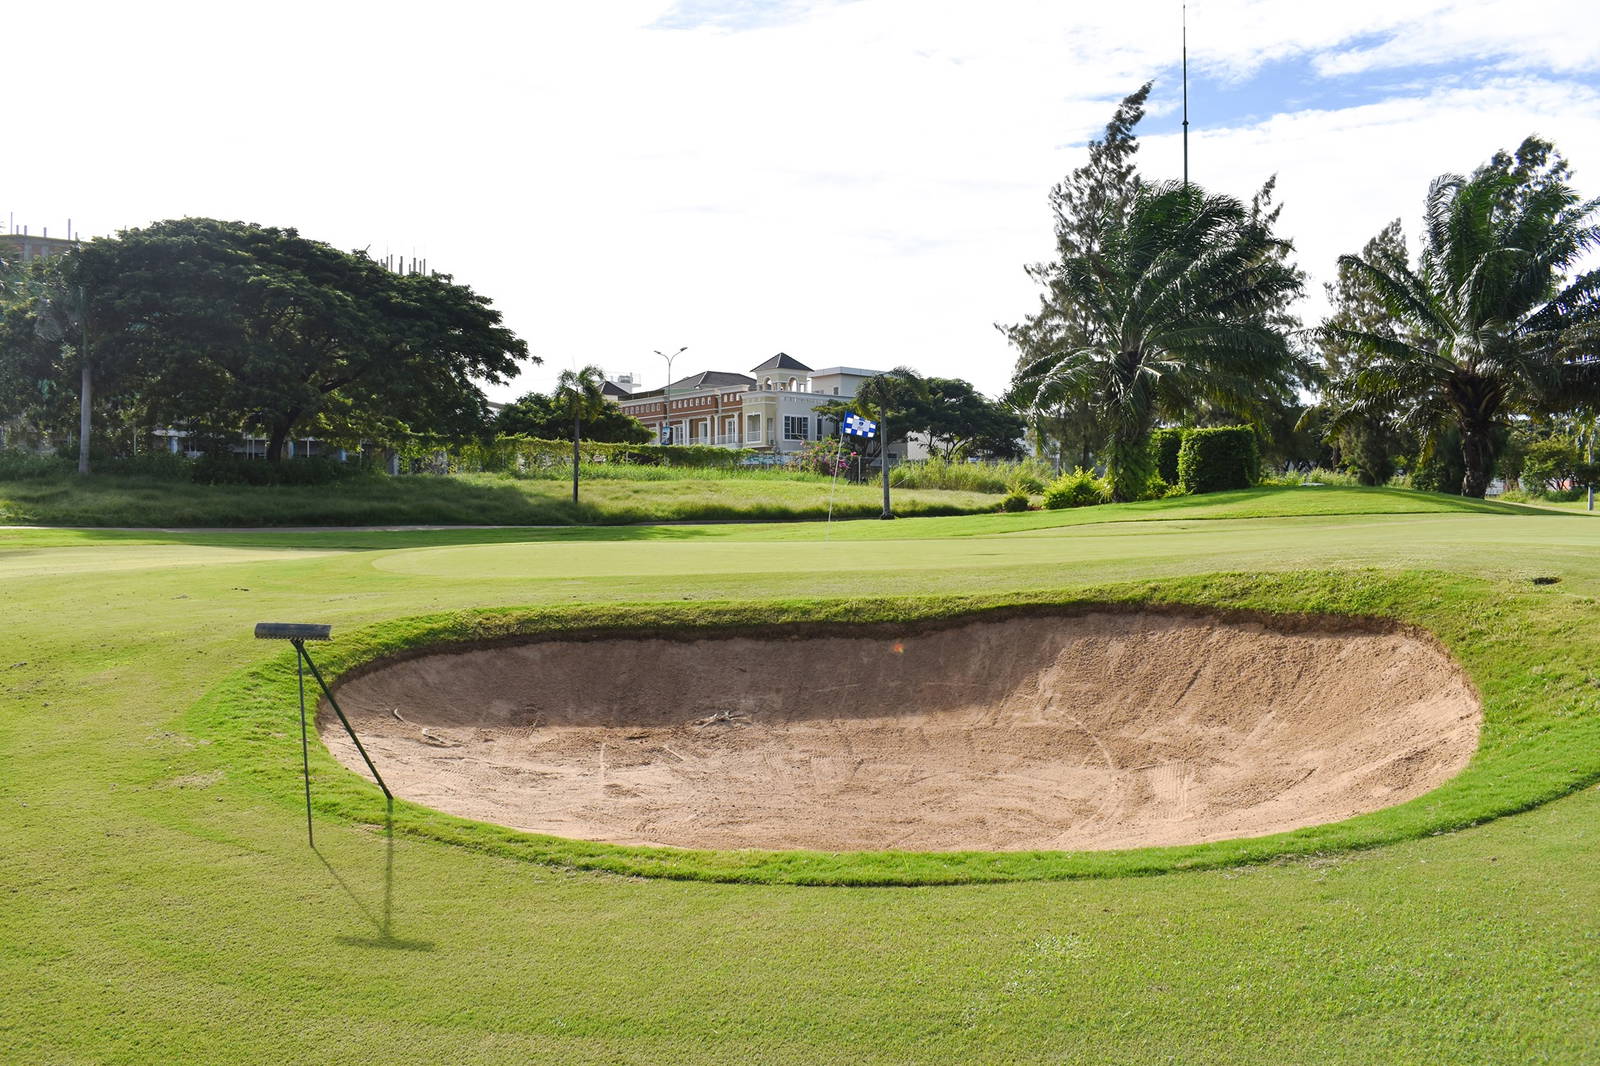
[0,469,997,527]
[186,570,1600,885]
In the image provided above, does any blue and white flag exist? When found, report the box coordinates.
[843,413,878,438]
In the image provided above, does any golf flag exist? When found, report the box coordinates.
[843,413,878,438]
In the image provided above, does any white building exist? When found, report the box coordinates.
[613,354,924,464]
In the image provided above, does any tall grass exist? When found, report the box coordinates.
[514,462,834,484]
[890,456,1054,494]
[1259,466,1368,488]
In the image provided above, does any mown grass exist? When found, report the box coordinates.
[0,468,995,526]
[188,570,1600,885]
[4,498,1599,1062]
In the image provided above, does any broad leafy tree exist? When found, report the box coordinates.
[496,390,651,444]
[1327,138,1600,497]
[911,377,1026,460]
[1006,179,1303,500]
[553,364,608,504]
[77,218,532,460]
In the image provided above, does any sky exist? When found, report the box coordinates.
[6,0,1598,401]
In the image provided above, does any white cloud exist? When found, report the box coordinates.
[3,0,1596,401]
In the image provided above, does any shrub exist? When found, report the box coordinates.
[1009,472,1047,495]
[1042,467,1110,509]
[1258,466,1365,488]
[0,449,72,480]
[191,455,376,486]
[999,489,1031,512]
[1139,475,1172,501]
[1150,428,1186,485]
[1177,427,1259,494]
[794,439,856,477]
[99,452,196,480]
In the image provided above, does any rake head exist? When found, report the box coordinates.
[254,622,332,641]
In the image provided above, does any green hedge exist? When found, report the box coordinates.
[397,435,757,475]
[1177,426,1259,494]
[1150,428,1187,485]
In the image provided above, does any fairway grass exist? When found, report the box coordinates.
[192,572,1595,885]
[4,494,1599,1063]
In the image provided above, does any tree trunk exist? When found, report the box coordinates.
[266,421,292,463]
[879,418,893,519]
[1459,420,1496,498]
[571,410,581,505]
[77,359,91,475]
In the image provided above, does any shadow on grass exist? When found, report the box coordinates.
[318,804,436,953]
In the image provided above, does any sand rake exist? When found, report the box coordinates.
[254,622,391,846]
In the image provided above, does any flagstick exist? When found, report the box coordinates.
[824,433,847,540]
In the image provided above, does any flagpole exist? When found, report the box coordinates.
[824,432,847,540]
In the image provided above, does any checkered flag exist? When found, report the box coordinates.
[843,413,878,438]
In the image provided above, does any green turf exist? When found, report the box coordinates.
[4,486,1598,1062]
[192,572,1600,885]
[0,468,998,527]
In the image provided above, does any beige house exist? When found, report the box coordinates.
[612,354,923,463]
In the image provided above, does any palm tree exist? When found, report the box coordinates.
[853,367,927,519]
[554,364,607,505]
[1327,137,1600,497]
[1007,180,1302,500]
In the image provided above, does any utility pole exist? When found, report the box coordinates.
[1182,1,1190,187]
[77,283,91,475]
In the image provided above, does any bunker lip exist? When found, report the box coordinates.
[319,608,1482,853]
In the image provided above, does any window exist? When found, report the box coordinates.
[746,414,762,441]
[783,416,809,441]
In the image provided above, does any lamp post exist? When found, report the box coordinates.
[654,346,686,445]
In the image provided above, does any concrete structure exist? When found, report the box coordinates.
[1,227,79,264]
[612,354,922,463]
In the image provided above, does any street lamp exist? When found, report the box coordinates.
[654,346,687,445]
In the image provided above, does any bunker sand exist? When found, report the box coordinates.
[322,612,1481,852]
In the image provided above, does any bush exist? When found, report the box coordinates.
[793,439,857,477]
[191,455,377,486]
[1138,475,1172,501]
[1009,472,1047,495]
[1258,466,1365,488]
[0,449,72,480]
[1150,428,1186,485]
[1042,467,1110,509]
[1177,427,1259,494]
[99,452,196,480]
[431,436,758,475]
[999,489,1031,512]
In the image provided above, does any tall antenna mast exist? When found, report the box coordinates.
[1182,1,1190,186]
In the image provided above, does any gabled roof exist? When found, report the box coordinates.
[750,352,812,373]
[669,370,756,392]
[601,380,632,398]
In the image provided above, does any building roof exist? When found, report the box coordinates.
[600,380,632,398]
[670,370,757,391]
[750,352,812,373]
[810,366,886,378]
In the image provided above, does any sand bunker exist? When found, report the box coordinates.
[320,611,1481,852]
